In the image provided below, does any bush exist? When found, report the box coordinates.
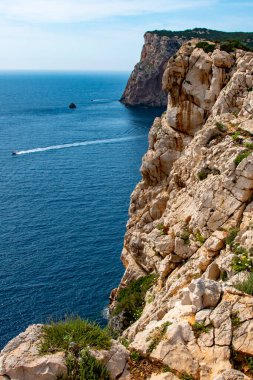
[130,350,143,362]
[232,131,241,141]
[180,229,190,245]
[231,312,241,328]
[231,246,253,272]
[244,141,253,149]
[234,150,251,166]
[57,350,111,380]
[226,228,239,248]
[197,167,211,181]
[113,274,157,327]
[40,317,111,354]
[215,122,227,132]
[235,272,253,295]
[194,230,206,245]
[196,41,215,53]
[180,373,194,380]
[192,322,210,337]
[220,40,252,53]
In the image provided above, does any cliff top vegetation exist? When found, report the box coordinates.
[147,27,253,49]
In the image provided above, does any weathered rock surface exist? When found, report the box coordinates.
[0,325,67,380]
[0,325,129,380]
[113,41,253,379]
[120,32,184,107]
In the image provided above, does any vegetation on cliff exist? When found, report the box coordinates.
[148,28,253,49]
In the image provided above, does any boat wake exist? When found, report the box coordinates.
[13,135,145,155]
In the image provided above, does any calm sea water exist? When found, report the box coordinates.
[0,72,163,348]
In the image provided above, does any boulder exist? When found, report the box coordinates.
[181,279,222,311]
[0,325,67,380]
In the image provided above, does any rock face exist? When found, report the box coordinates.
[113,41,253,379]
[0,325,67,380]
[120,32,184,107]
[0,325,129,380]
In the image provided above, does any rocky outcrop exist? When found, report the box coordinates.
[120,32,184,107]
[0,325,130,380]
[113,42,253,379]
[0,325,67,380]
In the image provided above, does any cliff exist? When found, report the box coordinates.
[120,32,184,107]
[112,41,253,379]
[1,40,253,380]
[121,28,253,108]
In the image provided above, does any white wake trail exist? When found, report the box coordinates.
[15,135,145,155]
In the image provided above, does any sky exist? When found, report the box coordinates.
[0,0,252,71]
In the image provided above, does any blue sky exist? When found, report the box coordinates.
[0,0,252,71]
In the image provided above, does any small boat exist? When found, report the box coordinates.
[12,151,17,155]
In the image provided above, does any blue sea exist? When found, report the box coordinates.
[0,72,163,349]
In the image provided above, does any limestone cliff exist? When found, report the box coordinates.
[1,40,253,380]
[120,32,184,107]
[112,41,253,379]
[120,28,253,108]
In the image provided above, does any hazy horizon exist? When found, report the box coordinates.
[0,0,252,71]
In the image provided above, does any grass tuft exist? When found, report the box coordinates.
[226,228,239,248]
[40,317,111,354]
[192,322,210,338]
[234,272,253,295]
[147,322,172,353]
[234,150,251,166]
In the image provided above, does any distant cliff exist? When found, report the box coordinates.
[120,32,184,107]
[121,28,253,108]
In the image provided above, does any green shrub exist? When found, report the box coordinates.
[197,167,211,181]
[40,317,111,354]
[231,312,241,328]
[113,274,157,327]
[234,272,253,295]
[192,322,210,337]
[231,131,241,141]
[220,40,252,52]
[221,271,228,281]
[215,122,227,132]
[156,223,167,235]
[196,41,215,53]
[194,230,206,245]
[180,229,190,245]
[231,247,253,272]
[226,228,239,248]
[130,350,143,362]
[147,321,172,353]
[57,350,111,380]
[246,356,253,372]
[234,150,251,166]
[248,87,253,92]
[244,141,253,150]
[180,373,194,380]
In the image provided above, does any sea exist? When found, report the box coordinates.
[0,71,163,349]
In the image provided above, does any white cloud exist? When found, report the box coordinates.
[0,0,214,23]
